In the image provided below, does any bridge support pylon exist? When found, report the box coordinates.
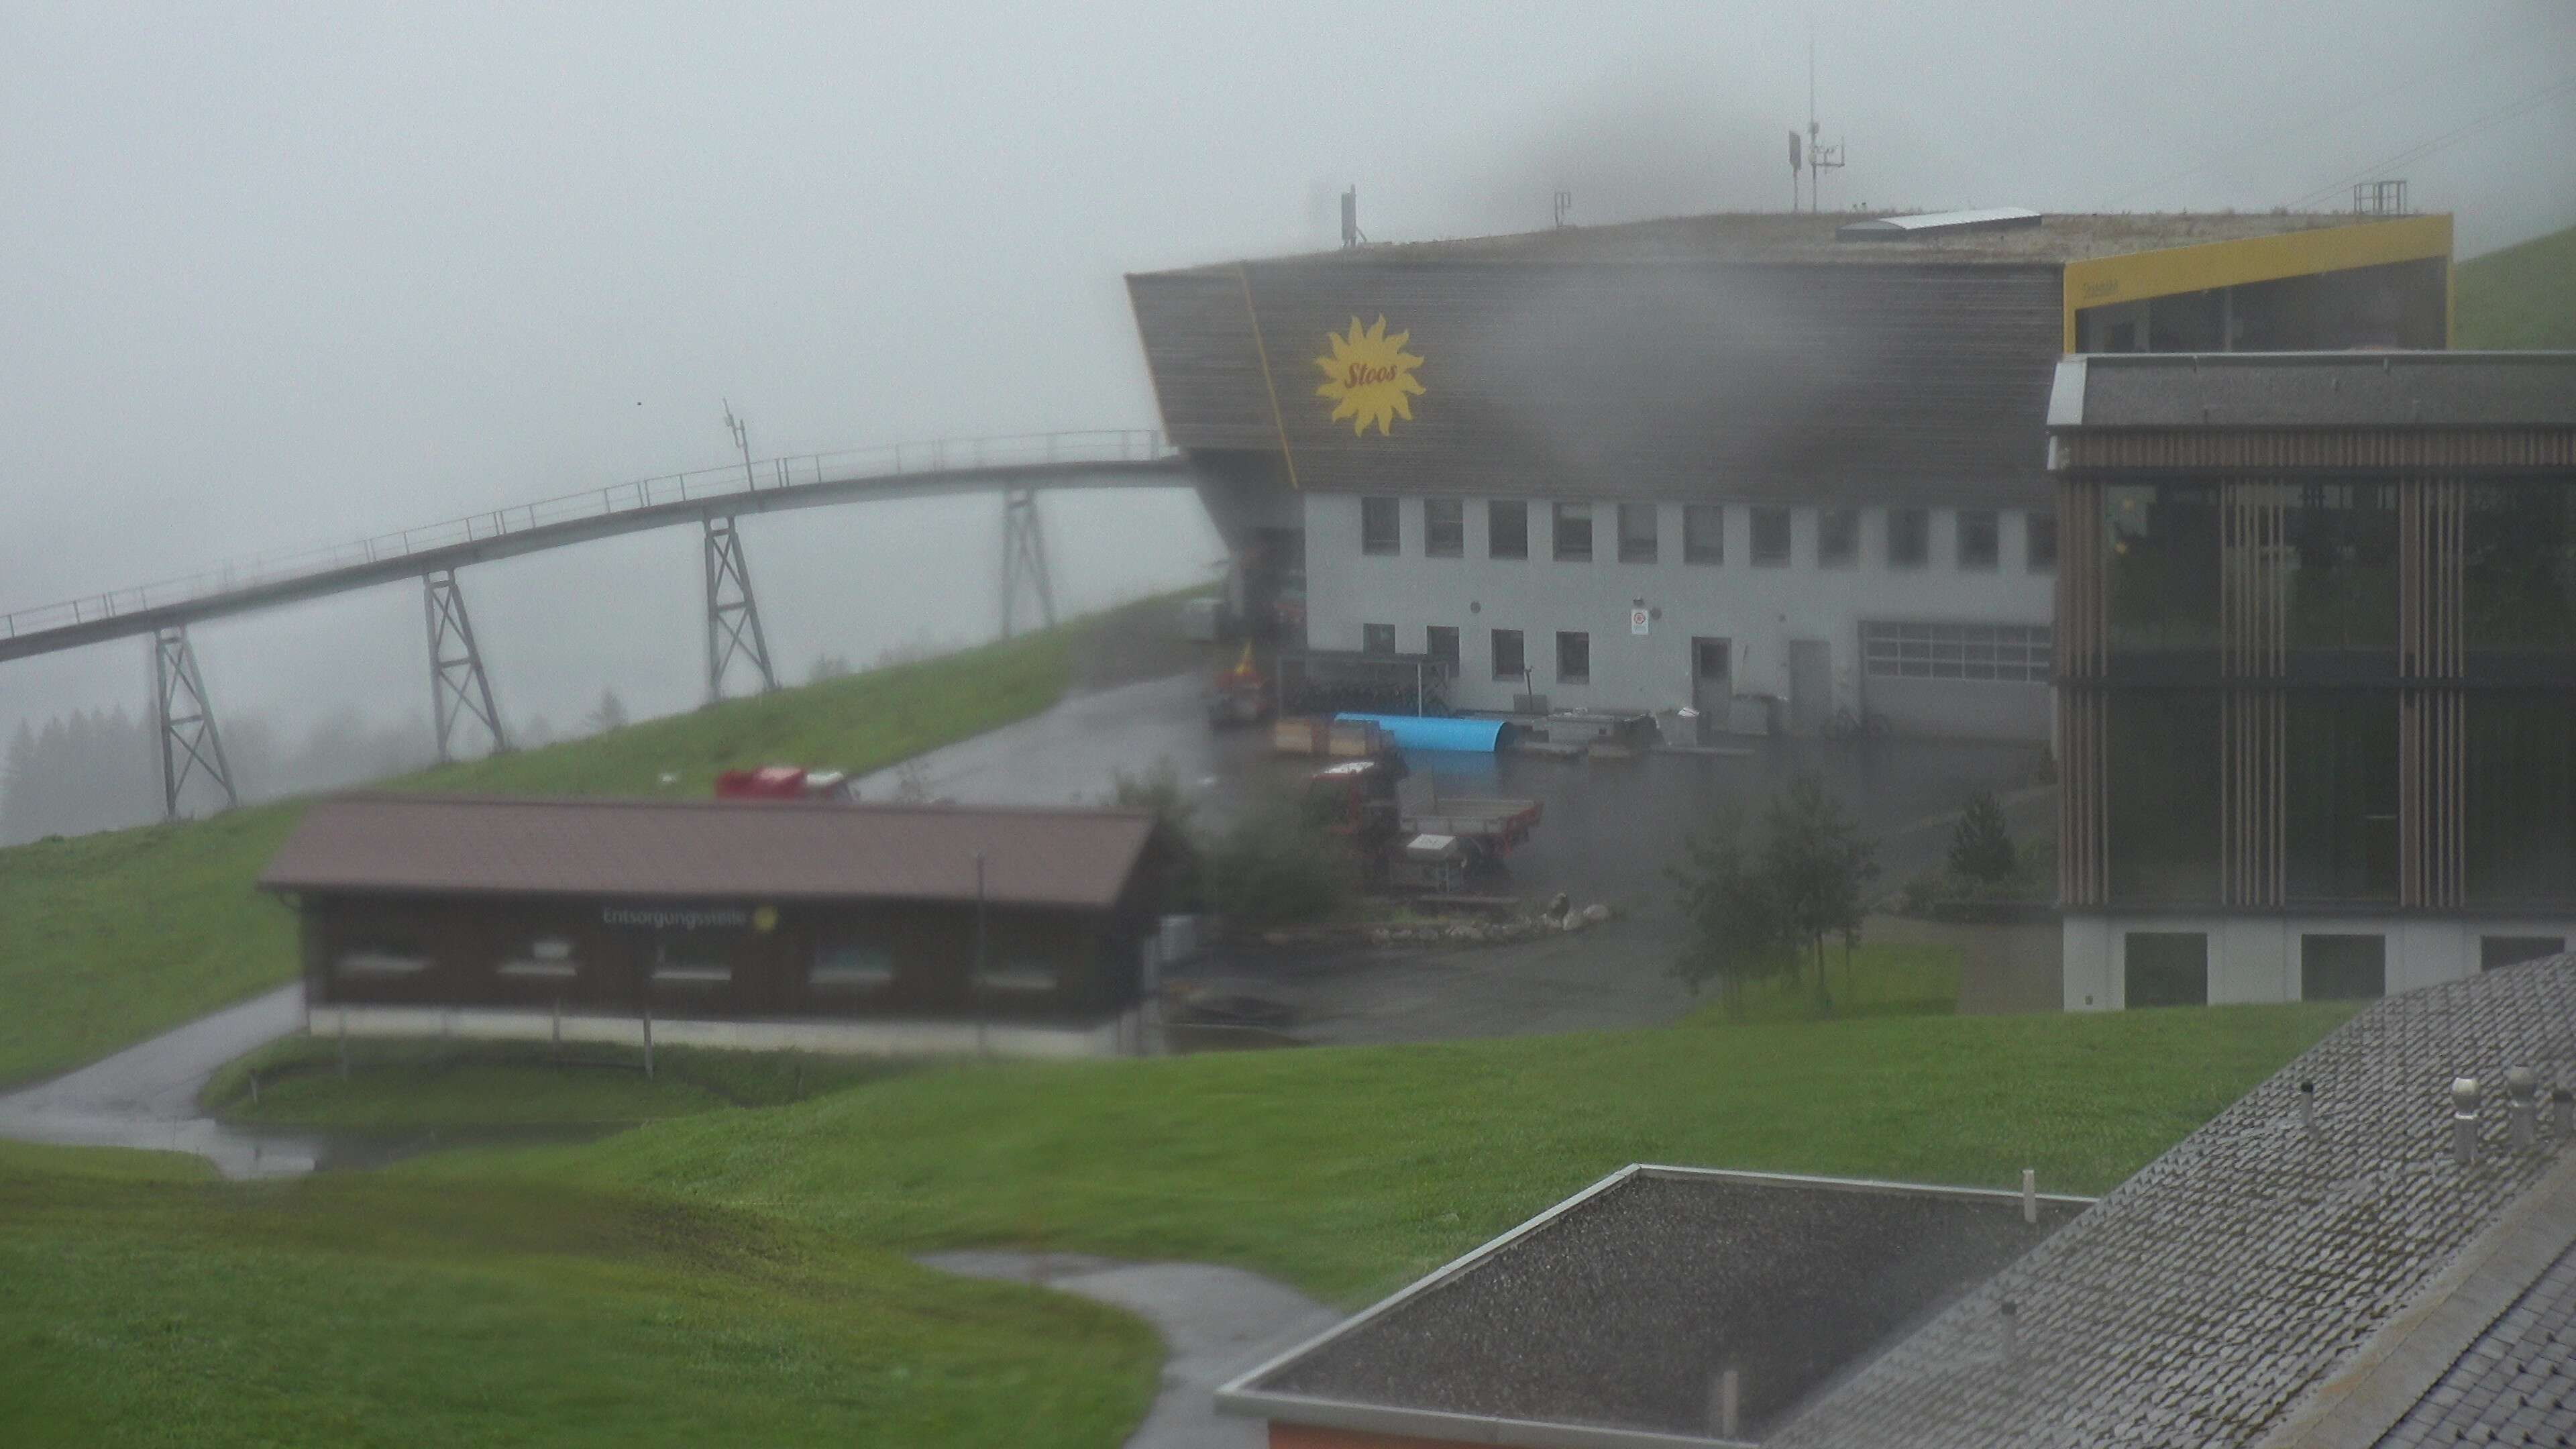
[424,569,506,761]
[703,514,777,700]
[150,625,236,820]
[1000,487,1056,639]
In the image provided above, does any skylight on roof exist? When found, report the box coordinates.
[1836,207,2043,241]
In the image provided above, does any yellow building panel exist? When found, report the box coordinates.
[2061,213,2453,350]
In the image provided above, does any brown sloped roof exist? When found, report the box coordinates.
[258,793,1161,910]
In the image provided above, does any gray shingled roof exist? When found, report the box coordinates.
[2048,352,2576,430]
[2373,1240,2576,1449]
[1773,958,2576,1449]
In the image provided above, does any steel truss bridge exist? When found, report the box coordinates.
[2,430,1189,818]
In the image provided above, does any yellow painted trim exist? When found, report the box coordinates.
[1234,264,1301,492]
[2060,214,2453,351]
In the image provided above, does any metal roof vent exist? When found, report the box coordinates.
[2452,1075,2483,1166]
[1835,206,2043,241]
[2507,1067,2539,1150]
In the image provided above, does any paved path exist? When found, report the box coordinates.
[0,984,318,1177]
[922,1251,1337,1449]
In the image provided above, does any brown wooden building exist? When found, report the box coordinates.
[258,794,1178,1057]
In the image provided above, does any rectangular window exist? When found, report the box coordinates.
[1552,503,1593,562]
[1488,500,1529,559]
[498,935,578,981]
[1751,506,1791,566]
[337,941,430,978]
[1860,621,2054,682]
[2284,694,2398,902]
[2124,932,2209,1008]
[1555,631,1590,684]
[1683,504,1724,564]
[977,959,1061,994]
[1617,503,1658,564]
[1888,507,1931,568]
[2481,936,2566,970]
[811,943,896,991]
[1818,508,1859,568]
[1424,625,1459,672]
[1360,623,1396,655]
[2106,691,2221,904]
[2027,511,2059,573]
[1958,509,2000,570]
[1424,498,1463,557]
[1360,497,1400,555]
[2300,934,2386,1002]
[1491,628,1524,680]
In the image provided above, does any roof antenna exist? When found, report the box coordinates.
[1340,186,1364,249]
[1804,28,1845,213]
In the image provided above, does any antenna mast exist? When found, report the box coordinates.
[1804,34,1846,212]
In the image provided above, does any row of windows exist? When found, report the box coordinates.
[2121,930,2567,1008]
[1860,622,2055,682]
[1360,497,2057,572]
[333,937,1066,994]
[1361,624,1592,682]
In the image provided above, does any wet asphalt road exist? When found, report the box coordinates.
[865,671,2047,1044]
[0,984,321,1177]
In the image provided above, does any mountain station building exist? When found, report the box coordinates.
[1128,208,2452,740]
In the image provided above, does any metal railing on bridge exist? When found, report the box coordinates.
[2,428,1173,643]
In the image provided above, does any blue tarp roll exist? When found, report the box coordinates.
[1335,713,1510,753]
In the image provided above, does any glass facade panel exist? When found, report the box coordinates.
[2481,936,2566,970]
[1553,503,1593,561]
[1888,507,1930,568]
[2284,481,2398,659]
[2284,693,2398,902]
[1361,497,1400,555]
[1556,631,1590,684]
[1684,504,1723,564]
[1819,508,1859,567]
[1617,503,1658,563]
[2465,694,2576,906]
[1489,501,1528,559]
[2463,481,2576,666]
[2300,934,2385,1001]
[2124,932,2209,1008]
[2104,482,2220,656]
[1752,507,1791,566]
[1957,510,2000,570]
[1424,625,1459,671]
[1424,498,1464,557]
[2106,691,2220,902]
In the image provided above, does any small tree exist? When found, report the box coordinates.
[1666,806,1798,1005]
[1948,790,2017,883]
[806,652,853,684]
[1112,762,1203,909]
[1203,788,1347,929]
[1761,773,1880,1012]
[582,688,631,735]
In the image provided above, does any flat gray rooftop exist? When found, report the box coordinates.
[1226,1166,2084,1444]
[2051,351,2576,430]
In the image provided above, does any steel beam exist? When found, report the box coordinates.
[423,568,506,761]
[703,515,776,700]
[999,486,1056,639]
[151,625,236,819]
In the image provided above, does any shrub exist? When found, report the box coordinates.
[1947,790,2016,883]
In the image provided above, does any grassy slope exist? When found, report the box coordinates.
[203,1036,910,1127]
[0,1142,1156,1449]
[2455,224,2576,350]
[435,1001,2358,1306]
[0,603,1161,1089]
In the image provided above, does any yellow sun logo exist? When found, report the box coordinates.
[1313,316,1425,436]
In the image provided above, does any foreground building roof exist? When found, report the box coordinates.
[258,793,1163,910]
[1228,960,2576,1448]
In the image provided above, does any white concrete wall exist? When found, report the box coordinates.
[319,1004,1143,1058]
[2061,914,2576,1010]
[1301,493,2056,736]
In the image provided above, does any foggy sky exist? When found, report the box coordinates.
[5,1,2571,751]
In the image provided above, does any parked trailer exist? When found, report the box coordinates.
[1403,796,1543,860]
